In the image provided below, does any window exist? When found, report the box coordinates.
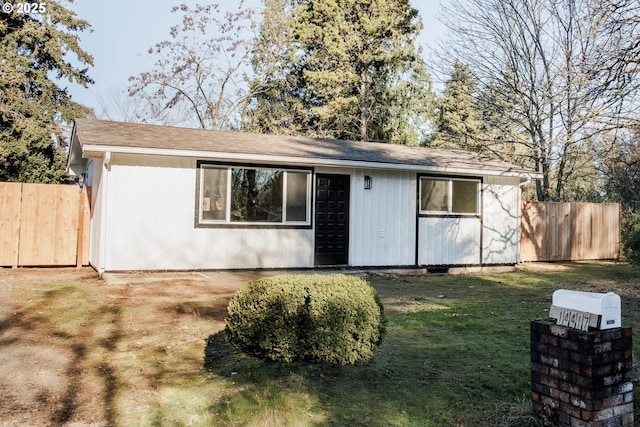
[231,169,283,222]
[198,164,311,226]
[285,171,309,221]
[201,167,228,221]
[419,177,480,215]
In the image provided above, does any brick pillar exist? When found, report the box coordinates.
[530,320,633,427]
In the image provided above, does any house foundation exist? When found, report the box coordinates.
[530,320,633,426]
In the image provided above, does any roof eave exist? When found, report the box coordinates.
[66,124,86,175]
[80,144,540,180]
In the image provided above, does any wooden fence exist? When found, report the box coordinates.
[0,182,90,267]
[520,202,620,262]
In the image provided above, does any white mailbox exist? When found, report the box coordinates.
[551,289,621,330]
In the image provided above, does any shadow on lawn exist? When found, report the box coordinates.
[3,263,637,426]
[202,318,540,426]
[164,298,230,321]
[201,265,640,426]
[0,286,123,426]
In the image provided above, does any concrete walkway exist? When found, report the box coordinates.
[100,264,517,289]
[101,268,362,292]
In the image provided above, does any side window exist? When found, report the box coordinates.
[201,166,228,221]
[420,178,448,212]
[285,171,309,222]
[452,180,478,213]
[420,177,479,215]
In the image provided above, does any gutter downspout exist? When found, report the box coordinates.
[103,152,112,171]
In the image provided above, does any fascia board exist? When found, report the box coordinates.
[80,144,540,181]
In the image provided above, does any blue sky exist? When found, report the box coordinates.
[67,1,447,120]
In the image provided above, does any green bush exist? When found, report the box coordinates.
[225,274,386,365]
[623,213,640,268]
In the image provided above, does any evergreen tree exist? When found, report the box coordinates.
[249,0,433,144]
[245,0,308,135]
[0,1,93,183]
[431,60,483,150]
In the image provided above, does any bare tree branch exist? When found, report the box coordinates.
[128,2,260,130]
[436,0,640,201]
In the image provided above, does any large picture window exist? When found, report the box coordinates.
[198,164,312,226]
[420,177,480,215]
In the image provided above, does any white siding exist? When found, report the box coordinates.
[87,158,104,271]
[417,217,481,265]
[349,169,416,266]
[88,154,523,271]
[101,154,313,271]
[416,176,522,266]
[482,176,521,264]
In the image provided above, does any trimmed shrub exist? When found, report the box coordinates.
[225,274,386,365]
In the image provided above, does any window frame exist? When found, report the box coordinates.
[418,175,481,217]
[196,161,313,228]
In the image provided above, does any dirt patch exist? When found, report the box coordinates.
[0,267,256,426]
[516,260,623,272]
[0,267,342,425]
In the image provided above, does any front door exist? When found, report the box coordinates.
[315,174,350,265]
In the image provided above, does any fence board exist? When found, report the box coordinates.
[19,184,78,265]
[0,182,90,267]
[521,202,620,262]
[0,182,22,266]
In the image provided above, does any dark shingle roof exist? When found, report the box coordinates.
[72,118,536,178]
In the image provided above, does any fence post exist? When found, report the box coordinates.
[76,186,85,268]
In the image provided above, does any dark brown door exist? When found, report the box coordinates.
[315,174,350,265]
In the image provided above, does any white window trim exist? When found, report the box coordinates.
[419,176,480,216]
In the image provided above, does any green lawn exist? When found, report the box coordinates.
[1,262,638,426]
[206,263,640,427]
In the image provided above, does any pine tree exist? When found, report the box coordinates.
[0,1,93,183]
[431,60,483,150]
[245,0,308,135]
[248,0,433,144]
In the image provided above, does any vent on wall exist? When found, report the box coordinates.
[426,267,449,274]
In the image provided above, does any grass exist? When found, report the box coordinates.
[2,262,639,426]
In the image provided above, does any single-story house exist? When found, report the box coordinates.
[67,118,538,274]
